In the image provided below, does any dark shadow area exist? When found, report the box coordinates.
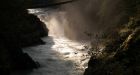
[0,1,49,75]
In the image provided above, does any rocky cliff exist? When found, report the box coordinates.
[0,0,48,74]
[84,0,140,75]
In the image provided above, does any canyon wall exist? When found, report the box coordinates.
[0,0,49,74]
[84,0,140,75]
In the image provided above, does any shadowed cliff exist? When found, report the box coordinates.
[0,0,49,74]
[84,0,140,75]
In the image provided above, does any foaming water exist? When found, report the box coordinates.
[12,36,90,75]
[28,0,127,41]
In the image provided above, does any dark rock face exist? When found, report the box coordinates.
[0,9,48,47]
[84,0,140,75]
[0,1,49,74]
[84,26,140,75]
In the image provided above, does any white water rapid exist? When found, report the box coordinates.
[12,36,90,75]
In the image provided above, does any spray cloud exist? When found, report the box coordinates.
[32,0,128,42]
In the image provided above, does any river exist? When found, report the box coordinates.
[12,36,90,75]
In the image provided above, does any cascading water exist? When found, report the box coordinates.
[12,34,90,75]
[11,0,126,74]
[12,7,90,75]
[19,36,90,75]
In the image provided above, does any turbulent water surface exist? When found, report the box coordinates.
[12,36,90,75]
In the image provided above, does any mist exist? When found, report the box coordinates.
[31,0,128,42]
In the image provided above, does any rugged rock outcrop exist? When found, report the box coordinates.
[84,0,140,75]
[0,0,49,75]
[84,20,140,75]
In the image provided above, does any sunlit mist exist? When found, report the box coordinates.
[24,0,129,75]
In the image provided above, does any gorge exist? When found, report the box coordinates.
[0,0,140,75]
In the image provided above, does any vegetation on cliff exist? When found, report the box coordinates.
[84,0,140,75]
